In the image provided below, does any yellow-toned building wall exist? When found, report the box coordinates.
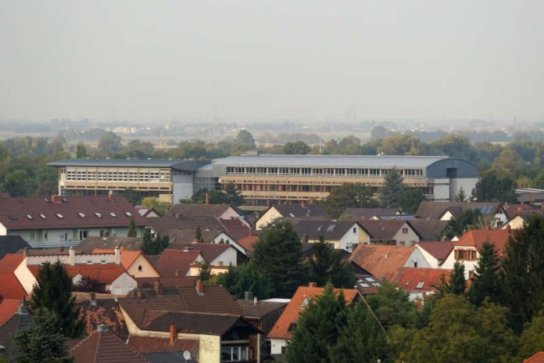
[126,255,160,278]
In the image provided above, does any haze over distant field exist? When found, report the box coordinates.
[1,0,543,123]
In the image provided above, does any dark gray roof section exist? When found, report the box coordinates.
[426,158,478,178]
[48,159,210,172]
[294,220,357,240]
[0,236,31,259]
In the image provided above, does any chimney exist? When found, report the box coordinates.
[308,282,317,288]
[68,247,75,266]
[108,190,114,201]
[195,279,204,295]
[205,192,209,205]
[114,246,121,264]
[169,324,177,345]
[51,195,62,204]
[506,224,512,233]
[154,281,163,296]
[253,296,257,306]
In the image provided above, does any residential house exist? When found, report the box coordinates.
[358,220,421,246]
[294,220,369,252]
[415,201,502,226]
[127,335,198,363]
[119,282,260,363]
[0,301,32,362]
[408,241,455,269]
[441,228,512,278]
[391,267,451,302]
[168,243,238,275]
[408,220,449,241]
[350,244,416,282]
[0,195,148,248]
[0,254,28,300]
[152,248,205,278]
[339,207,400,220]
[75,236,143,253]
[90,249,160,280]
[268,283,358,356]
[170,203,249,226]
[255,204,328,231]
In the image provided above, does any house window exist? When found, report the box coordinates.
[80,230,88,240]
[353,227,357,233]
[44,232,48,241]
[402,228,408,234]
[138,265,143,272]
[221,345,249,362]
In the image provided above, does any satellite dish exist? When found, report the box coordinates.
[183,350,191,360]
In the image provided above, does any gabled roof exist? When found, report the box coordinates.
[0,302,32,361]
[0,272,27,299]
[294,220,358,241]
[456,228,512,257]
[0,195,148,230]
[143,311,242,335]
[415,201,501,220]
[358,220,412,241]
[525,352,544,363]
[0,236,31,259]
[502,204,544,220]
[218,218,252,241]
[416,241,455,263]
[127,335,198,356]
[340,208,400,220]
[268,285,357,340]
[168,243,232,264]
[0,253,25,272]
[170,203,237,218]
[271,204,329,218]
[392,267,451,293]
[28,263,127,285]
[70,330,149,363]
[149,214,225,243]
[350,244,415,281]
[237,235,259,254]
[0,298,21,327]
[152,249,202,278]
[408,220,449,241]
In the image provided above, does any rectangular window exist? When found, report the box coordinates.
[402,227,408,234]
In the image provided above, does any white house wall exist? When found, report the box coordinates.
[405,248,433,269]
[14,260,37,294]
[109,273,138,295]
[256,208,283,231]
[210,248,238,268]
[392,223,420,246]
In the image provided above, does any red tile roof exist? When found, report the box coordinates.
[0,195,148,230]
[92,249,144,271]
[268,285,358,340]
[392,267,451,293]
[70,330,149,363]
[525,352,544,363]
[153,249,202,277]
[28,263,127,285]
[237,235,258,254]
[416,241,455,263]
[0,273,27,300]
[0,253,24,272]
[218,218,252,241]
[457,228,512,257]
[358,220,410,240]
[0,298,21,327]
[350,244,414,281]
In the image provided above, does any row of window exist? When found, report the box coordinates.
[22,211,132,221]
[225,166,424,177]
[65,170,170,182]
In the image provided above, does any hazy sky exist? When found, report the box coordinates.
[1,0,543,123]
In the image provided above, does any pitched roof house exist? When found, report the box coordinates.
[350,244,415,281]
[415,201,502,225]
[339,207,400,220]
[294,220,369,252]
[255,204,328,231]
[407,241,456,269]
[524,352,544,363]
[0,195,148,248]
[358,220,421,246]
[168,243,237,275]
[268,283,358,356]
[0,236,31,260]
[0,301,32,362]
[391,267,451,302]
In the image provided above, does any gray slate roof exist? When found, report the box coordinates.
[48,159,209,171]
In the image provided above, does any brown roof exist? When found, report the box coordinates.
[168,243,232,263]
[0,298,21,327]
[358,220,409,241]
[340,208,400,220]
[415,201,500,220]
[456,228,512,257]
[0,253,25,272]
[525,352,544,363]
[149,214,226,243]
[408,220,449,241]
[238,300,287,336]
[28,263,128,285]
[0,195,148,230]
[392,267,451,293]
[237,235,258,254]
[71,330,149,363]
[153,249,202,277]
[416,241,455,263]
[0,272,27,300]
[268,285,357,340]
[350,244,415,281]
[502,204,544,220]
[218,218,252,241]
[127,335,198,354]
[177,286,242,315]
[294,220,358,241]
[75,237,142,253]
[143,311,242,335]
[170,203,234,218]
[271,204,329,218]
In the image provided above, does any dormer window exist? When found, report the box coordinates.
[78,213,86,218]
[39,214,46,219]
[94,212,102,218]
[56,213,64,219]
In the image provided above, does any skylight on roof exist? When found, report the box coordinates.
[94,212,102,218]
[39,214,46,219]
[416,281,424,289]
[78,213,86,218]
[56,213,64,219]
[26,214,33,220]
[326,224,336,232]
[109,212,117,218]
[125,212,132,217]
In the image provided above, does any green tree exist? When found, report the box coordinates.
[329,301,390,363]
[127,216,137,237]
[141,197,171,216]
[199,262,211,282]
[475,167,515,202]
[501,215,544,332]
[402,295,517,363]
[252,221,307,297]
[14,308,73,363]
[448,262,466,295]
[286,285,348,363]
[190,185,244,206]
[380,168,405,209]
[3,170,38,196]
[399,188,426,214]
[283,141,311,154]
[468,242,501,306]
[30,262,83,338]
[234,129,256,152]
[378,134,426,155]
[140,229,169,255]
[306,238,355,288]
[97,131,122,157]
[124,139,154,158]
[367,282,419,329]
[325,183,377,219]
[442,208,483,239]
[429,134,476,161]
[518,310,544,361]
[75,142,87,158]
[215,262,273,299]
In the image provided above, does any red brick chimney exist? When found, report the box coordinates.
[169,324,177,345]
[195,279,204,295]
[51,195,63,204]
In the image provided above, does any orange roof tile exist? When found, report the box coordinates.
[0,253,25,273]
[525,352,544,363]
[0,298,21,326]
[28,264,127,284]
[153,249,202,278]
[457,229,512,257]
[237,235,258,254]
[268,285,358,340]
[350,244,414,281]
[392,267,451,293]
[0,273,27,300]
